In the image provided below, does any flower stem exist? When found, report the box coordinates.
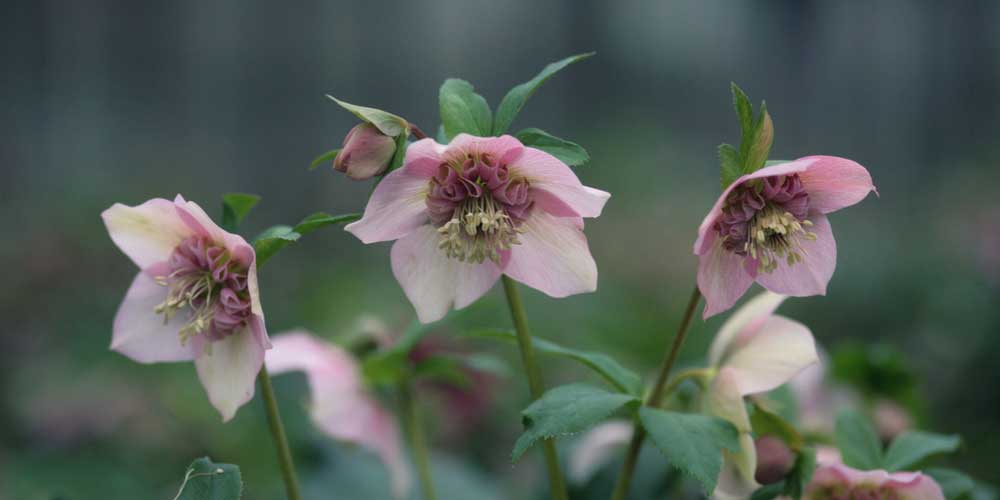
[399,381,439,500]
[257,366,303,500]
[501,276,569,500]
[610,285,702,500]
[409,123,430,140]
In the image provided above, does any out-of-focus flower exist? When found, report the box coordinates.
[805,461,944,500]
[754,436,794,485]
[704,291,819,499]
[334,123,398,180]
[568,420,633,484]
[407,336,497,438]
[788,354,861,436]
[873,398,913,442]
[694,157,875,318]
[102,195,269,421]
[266,332,410,498]
[346,134,610,323]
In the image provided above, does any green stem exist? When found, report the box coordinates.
[610,286,702,500]
[399,382,439,500]
[257,366,303,500]
[501,276,569,500]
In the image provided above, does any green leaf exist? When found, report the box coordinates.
[883,431,961,472]
[782,447,818,500]
[413,355,471,387]
[326,96,408,137]
[309,148,340,171]
[515,128,589,166]
[293,212,361,235]
[750,482,785,500]
[470,328,643,395]
[252,212,359,268]
[512,384,638,462]
[835,410,883,470]
[743,103,773,173]
[174,457,242,500]
[925,468,976,500]
[439,78,493,140]
[719,143,742,188]
[731,82,754,151]
[639,408,741,495]
[220,193,261,232]
[493,52,595,135]
[750,402,804,451]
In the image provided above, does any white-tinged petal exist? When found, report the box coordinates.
[709,291,787,368]
[102,198,193,270]
[110,272,194,363]
[503,212,598,298]
[722,316,818,396]
[714,434,760,500]
[705,367,751,432]
[345,168,432,244]
[195,324,268,422]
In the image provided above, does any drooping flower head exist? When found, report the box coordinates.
[101,195,269,421]
[704,291,819,499]
[803,454,945,500]
[695,157,876,318]
[266,332,410,498]
[346,134,610,323]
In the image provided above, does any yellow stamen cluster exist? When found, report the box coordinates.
[745,205,817,273]
[438,194,521,263]
[154,271,217,345]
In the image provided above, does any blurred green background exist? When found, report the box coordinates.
[3,1,999,498]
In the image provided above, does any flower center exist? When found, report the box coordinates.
[716,174,816,274]
[426,152,533,263]
[154,236,252,345]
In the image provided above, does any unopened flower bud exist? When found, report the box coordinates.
[334,123,397,180]
[754,435,795,484]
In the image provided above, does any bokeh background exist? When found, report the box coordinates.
[3,1,999,498]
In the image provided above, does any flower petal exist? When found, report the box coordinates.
[447,133,524,164]
[402,137,448,178]
[754,213,837,297]
[110,272,194,363]
[504,212,598,298]
[345,168,432,244]
[705,367,751,431]
[569,420,634,484]
[708,291,787,368]
[698,240,755,319]
[173,194,229,244]
[195,324,268,421]
[102,198,193,269]
[714,434,760,500]
[390,224,502,323]
[798,156,876,214]
[810,464,945,500]
[509,147,610,218]
[723,315,818,395]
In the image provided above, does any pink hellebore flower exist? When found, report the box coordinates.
[803,453,944,500]
[346,134,610,323]
[266,332,411,498]
[704,291,819,500]
[101,195,269,421]
[694,156,876,318]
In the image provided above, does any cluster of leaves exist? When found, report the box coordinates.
[718,83,775,188]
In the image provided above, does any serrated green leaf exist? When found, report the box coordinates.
[309,148,340,171]
[326,96,408,137]
[835,410,883,470]
[751,402,804,451]
[883,431,961,472]
[515,128,589,166]
[731,83,754,153]
[512,384,638,462]
[493,52,595,135]
[470,328,643,395]
[744,103,773,173]
[292,212,361,236]
[220,193,261,232]
[439,78,492,139]
[719,143,742,188]
[782,447,818,500]
[174,457,242,500]
[639,408,741,495]
[926,468,976,500]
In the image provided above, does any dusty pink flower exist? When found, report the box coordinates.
[694,157,876,318]
[101,195,269,421]
[335,123,397,180]
[266,332,411,498]
[805,463,944,500]
[346,134,610,322]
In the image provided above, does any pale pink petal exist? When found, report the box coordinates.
[345,168,432,244]
[402,137,448,178]
[722,316,818,395]
[446,133,524,164]
[173,195,229,244]
[708,291,787,367]
[508,147,610,218]
[714,434,760,500]
[698,240,755,319]
[810,464,944,500]
[798,156,876,214]
[504,212,598,298]
[707,369,759,499]
[754,214,836,297]
[391,224,503,323]
[194,325,268,421]
[705,368,751,432]
[110,272,194,363]
[102,198,194,270]
[569,421,633,483]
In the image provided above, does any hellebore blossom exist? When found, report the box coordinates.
[335,123,398,180]
[704,291,819,499]
[101,195,269,421]
[266,332,410,498]
[694,156,876,318]
[346,134,610,323]
[803,454,945,500]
